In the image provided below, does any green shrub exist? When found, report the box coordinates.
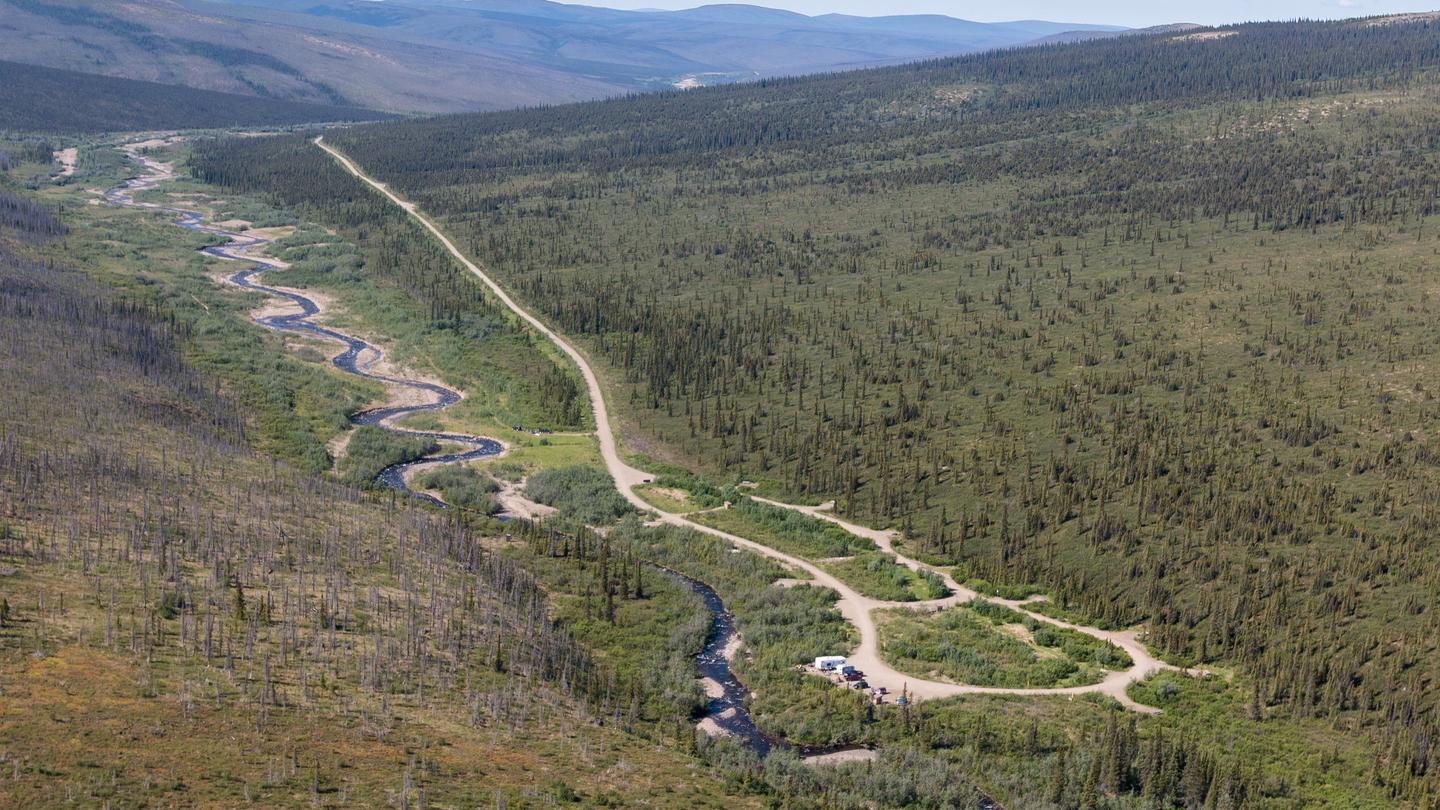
[525,465,632,525]
[337,426,437,486]
[824,551,951,602]
[414,464,501,513]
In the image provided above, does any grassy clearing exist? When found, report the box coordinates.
[690,497,875,560]
[822,551,950,602]
[633,484,700,513]
[631,470,731,513]
[478,428,602,474]
[877,601,1130,688]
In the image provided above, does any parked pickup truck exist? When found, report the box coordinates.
[843,670,865,682]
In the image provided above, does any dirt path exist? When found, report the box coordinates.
[317,137,1186,712]
[748,497,1182,710]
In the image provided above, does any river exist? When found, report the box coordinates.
[102,144,782,757]
[102,145,502,505]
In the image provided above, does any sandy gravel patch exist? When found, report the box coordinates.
[1170,30,1236,42]
[127,136,179,151]
[697,708,739,738]
[720,632,741,661]
[327,427,355,462]
[699,677,725,699]
[1366,11,1440,26]
[246,225,296,242]
[496,480,557,520]
[650,485,690,502]
[54,148,78,177]
[802,748,879,766]
[1003,623,1035,644]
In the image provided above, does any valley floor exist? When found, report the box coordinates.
[316,134,1196,711]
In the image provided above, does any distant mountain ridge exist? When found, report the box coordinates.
[0,0,1131,113]
[1028,22,1204,46]
[0,58,385,133]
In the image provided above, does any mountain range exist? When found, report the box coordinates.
[0,0,1132,113]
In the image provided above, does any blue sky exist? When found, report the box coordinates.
[568,1,1437,28]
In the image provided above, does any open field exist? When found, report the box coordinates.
[822,551,949,602]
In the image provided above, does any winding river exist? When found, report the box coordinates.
[102,142,778,759]
[103,143,503,504]
[658,568,778,756]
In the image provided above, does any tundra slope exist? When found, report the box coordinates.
[317,136,1186,711]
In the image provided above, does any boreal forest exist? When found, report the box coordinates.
[4,8,1440,810]
[190,17,1440,805]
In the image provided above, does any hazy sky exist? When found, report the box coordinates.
[567,0,1437,28]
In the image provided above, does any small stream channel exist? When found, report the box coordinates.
[103,147,503,505]
[660,567,779,756]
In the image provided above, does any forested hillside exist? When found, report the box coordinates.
[0,59,382,133]
[193,16,1440,803]
[0,160,771,805]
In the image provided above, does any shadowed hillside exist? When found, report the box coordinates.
[0,59,384,133]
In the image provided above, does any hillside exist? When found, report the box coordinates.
[0,59,382,133]
[191,15,1440,804]
[0,181,766,805]
[0,0,1125,113]
[1,131,1021,807]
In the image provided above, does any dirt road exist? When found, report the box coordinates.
[317,136,1185,712]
